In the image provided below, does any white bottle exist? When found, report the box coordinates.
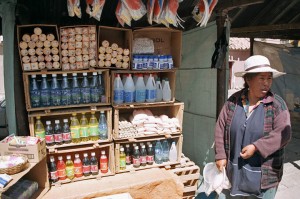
[135,74,146,103]
[167,55,173,69]
[142,56,148,69]
[132,55,138,69]
[158,56,165,70]
[124,74,135,103]
[169,142,177,162]
[146,74,156,103]
[153,56,159,70]
[162,78,171,102]
[113,74,124,104]
[148,55,154,69]
[155,78,163,102]
[137,56,143,70]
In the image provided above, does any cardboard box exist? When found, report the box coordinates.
[0,137,46,163]
[133,27,182,69]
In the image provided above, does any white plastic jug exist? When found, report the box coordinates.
[162,78,171,102]
[113,74,124,104]
[124,74,135,103]
[135,74,146,103]
[146,74,156,102]
[155,78,163,102]
[169,142,177,162]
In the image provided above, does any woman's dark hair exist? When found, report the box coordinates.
[243,73,258,88]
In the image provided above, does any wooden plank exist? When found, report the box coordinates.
[178,173,200,184]
[171,165,200,174]
[183,185,198,193]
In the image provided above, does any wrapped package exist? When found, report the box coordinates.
[133,38,154,54]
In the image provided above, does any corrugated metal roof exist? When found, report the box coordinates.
[229,37,250,50]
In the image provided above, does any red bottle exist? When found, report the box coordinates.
[74,154,83,178]
[57,156,67,180]
[100,151,108,173]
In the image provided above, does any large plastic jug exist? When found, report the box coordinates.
[162,78,171,102]
[113,74,124,104]
[135,74,146,103]
[145,74,156,102]
[124,74,135,103]
[155,78,163,102]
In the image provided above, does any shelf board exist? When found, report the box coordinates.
[27,103,111,112]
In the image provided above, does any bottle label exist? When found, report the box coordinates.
[50,171,58,180]
[90,88,100,103]
[51,90,62,105]
[135,90,146,102]
[58,169,66,178]
[30,90,40,107]
[143,62,148,69]
[81,88,91,103]
[45,134,54,144]
[90,164,98,172]
[146,89,156,100]
[153,62,159,69]
[63,132,71,141]
[35,131,45,139]
[140,156,147,164]
[80,127,89,138]
[83,165,91,174]
[124,91,135,103]
[54,134,63,143]
[133,158,140,166]
[159,63,165,70]
[71,127,80,139]
[66,167,74,177]
[71,88,81,104]
[100,162,108,171]
[126,156,131,164]
[120,159,126,167]
[114,90,124,103]
[40,90,50,106]
[61,89,71,105]
[89,126,99,136]
[146,155,154,163]
[74,166,83,175]
[137,62,143,70]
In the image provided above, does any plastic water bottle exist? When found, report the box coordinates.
[40,74,50,106]
[148,55,154,69]
[135,74,146,103]
[124,74,135,103]
[50,74,62,106]
[81,72,90,104]
[162,140,170,162]
[30,75,41,107]
[146,74,156,102]
[113,74,124,104]
[61,73,72,105]
[132,55,138,69]
[98,110,108,140]
[153,56,159,70]
[158,56,165,70]
[98,71,105,102]
[90,72,100,103]
[137,56,143,70]
[167,55,173,69]
[169,141,178,162]
[154,140,163,164]
[162,78,171,102]
[71,73,81,104]
[155,78,163,102]
[163,56,168,69]
[142,56,148,69]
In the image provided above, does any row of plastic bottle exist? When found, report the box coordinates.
[48,151,108,182]
[119,140,177,170]
[114,73,171,104]
[34,111,108,145]
[132,55,174,70]
[30,72,105,108]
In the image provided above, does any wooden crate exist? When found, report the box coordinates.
[47,142,115,186]
[132,27,182,70]
[97,26,132,69]
[113,102,183,140]
[111,70,177,107]
[28,106,113,147]
[169,154,200,199]
[60,25,97,71]
[23,69,110,111]
[17,24,61,71]
[114,135,183,173]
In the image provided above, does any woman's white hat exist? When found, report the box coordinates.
[234,55,286,78]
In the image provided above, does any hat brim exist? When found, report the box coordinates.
[234,67,286,78]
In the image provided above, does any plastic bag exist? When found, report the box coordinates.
[203,162,231,196]
[86,0,106,21]
[121,0,147,21]
[67,0,82,18]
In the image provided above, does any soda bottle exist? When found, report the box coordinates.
[89,111,99,141]
[70,113,81,143]
[50,74,62,106]
[154,140,163,164]
[124,74,135,103]
[62,119,72,144]
[61,73,72,105]
[90,152,99,175]
[98,71,105,102]
[146,144,154,165]
[140,145,147,166]
[40,74,51,106]
[35,116,45,139]
[71,73,81,104]
[81,72,90,104]
[82,153,91,176]
[100,151,108,173]
[80,113,89,142]
[49,156,58,183]
[98,111,108,140]
[74,154,83,178]
[120,147,126,170]
[162,139,170,162]
[65,155,75,180]
[57,156,67,180]
[132,146,140,168]
[45,120,54,146]
[113,74,124,104]
[30,74,41,107]
[125,144,131,165]
[90,72,100,103]
[169,141,178,163]
[54,120,63,145]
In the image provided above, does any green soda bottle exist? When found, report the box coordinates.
[65,155,75,180]
[70,113,80,143]
[35,116,45,139]
[89,111,99,141]
[80,113,89,142]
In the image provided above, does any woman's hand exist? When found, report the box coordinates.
[216,159,227,171]
[240,144,257,159]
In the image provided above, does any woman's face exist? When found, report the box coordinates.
[247,72,273,99]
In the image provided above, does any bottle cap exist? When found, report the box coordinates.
[83,72,87,76]
[31,74,36,78]
[72,73,77,76]
[120,148,124,152]
[55,120,59,124]
[50,156,55,162]
[66,155,71,159]
[42,74,47,77]
[58,156,63,160]
[72,113,77,116]
[75,154,79,158]
[126,144,130,147]
[156,77,161,81]
[101,151,105,155]
[63,119,68,123]
[135,146,139,149]
[52,74,57,77]
[149,144,152,147]
[93,72,97,75]
[98,71,102,75]
[100,110,104,113]
[36,116,41,119]
[83,153,88,157]
[62,73,67,77]
[164,78,169,81]
[91,152,95,156]
[142,145,145,148]
[46,121,51,125]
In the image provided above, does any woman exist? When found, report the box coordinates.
[214,55,291,198]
